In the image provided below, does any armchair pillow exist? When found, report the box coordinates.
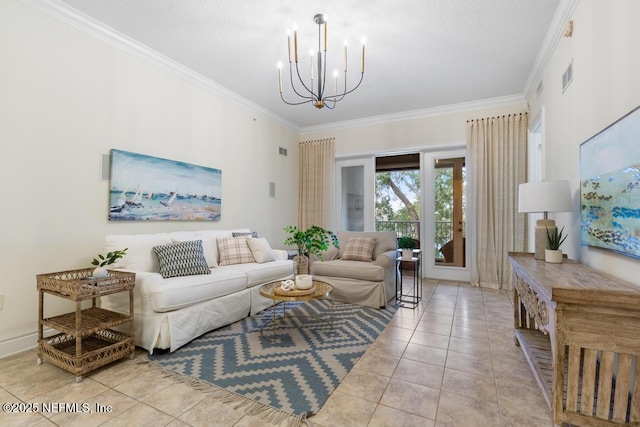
[152,240,211,279]
[341,237,377,262]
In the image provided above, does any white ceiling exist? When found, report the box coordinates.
[55,0,561,129]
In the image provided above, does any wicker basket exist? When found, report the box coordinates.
[37,268,134,300]
[39,329,134,377]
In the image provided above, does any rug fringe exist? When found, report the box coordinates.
[145,356,308,426]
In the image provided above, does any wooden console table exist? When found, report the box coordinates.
[508,253,640,426]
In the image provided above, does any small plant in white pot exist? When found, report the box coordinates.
[398,236,416,260]
[545,227,567,263]
[91,248,128,278]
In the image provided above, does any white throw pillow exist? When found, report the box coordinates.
[104,233,172,272]
[246,238,276,264]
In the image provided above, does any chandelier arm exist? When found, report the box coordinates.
[323,71,349,103]
[324,72,365,101]
[288,62,315,100]
[280,92,315,106]
[293,61,318,100]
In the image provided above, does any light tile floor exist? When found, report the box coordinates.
[0,280,552,426]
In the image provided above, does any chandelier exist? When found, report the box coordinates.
[278,14,365,109]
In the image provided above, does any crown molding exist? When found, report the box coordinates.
[523,0,580,101]
[300,94,527,134]
[21,0,301,133]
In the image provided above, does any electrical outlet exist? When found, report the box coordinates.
[0,293,3,310]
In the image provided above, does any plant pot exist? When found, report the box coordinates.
[92,266,109,278]
[293,254,309,275]
[544,249,563,264]
[401,249,413,260]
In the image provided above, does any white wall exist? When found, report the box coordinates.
[527,0,640,285]
[302,101,527,158]
[0,0,299,347]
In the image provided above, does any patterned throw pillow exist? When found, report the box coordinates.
[341,237,377,262]
[231,231,258,238]
[152,240,211,279]
[217,237,255,265]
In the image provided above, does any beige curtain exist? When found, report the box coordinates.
[467,114,527,289]
[298,138,335,229]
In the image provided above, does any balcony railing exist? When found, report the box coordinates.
[376,220,465,258]
[375,220,420,240]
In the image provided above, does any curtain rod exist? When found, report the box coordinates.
[466,112,528,123]
[299,137,335,144]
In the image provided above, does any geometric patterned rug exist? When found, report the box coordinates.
[147,299,396,422]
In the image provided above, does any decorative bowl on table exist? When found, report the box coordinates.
[295,274,313,289]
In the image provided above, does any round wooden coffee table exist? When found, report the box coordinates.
[259,280,333,342]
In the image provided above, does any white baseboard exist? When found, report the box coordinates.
[0,328,55,359]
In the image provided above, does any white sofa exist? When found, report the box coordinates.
[99,228,293,353]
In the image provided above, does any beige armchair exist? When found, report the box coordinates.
[310,231,398,308]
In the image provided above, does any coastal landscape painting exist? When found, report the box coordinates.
[580,106,640,258]
[109,149,222,221]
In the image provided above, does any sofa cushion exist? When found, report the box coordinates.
[143,268,248,312]
[312,259,385,282]
[218,237,255,265]
[226,260,294,287]
[337,231,397,259]
[153,240,211,279]
[104,232,172,272]
[341,237,377,261]
[246,238,276,263]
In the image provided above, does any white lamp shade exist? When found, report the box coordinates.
[518,180,572,213]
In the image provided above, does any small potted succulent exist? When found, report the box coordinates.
[91,248,128,278]
[545,227,567,263]
[398,236,416,260]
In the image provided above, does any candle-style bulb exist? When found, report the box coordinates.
[294,28,298,63]
[344,40,348,72]
[310,50,314,80]
[361,38,366,73]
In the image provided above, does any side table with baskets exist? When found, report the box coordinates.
[36,268,135,382]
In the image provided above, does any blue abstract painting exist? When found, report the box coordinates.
[580,107,640,258]
[109,149,222,221]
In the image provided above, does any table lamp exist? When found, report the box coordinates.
[518,181,572,260]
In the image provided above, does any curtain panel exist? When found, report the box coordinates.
[467,114,527,289]
[298,138,335,229]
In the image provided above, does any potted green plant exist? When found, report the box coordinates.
[398,236,416,260]
[284,225,339,274]
[91,248,128,278]
[545,227,567,263]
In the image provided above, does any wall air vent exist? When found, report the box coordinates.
[278,147,288,156]
[536,81,544,99]
[562,59,573,93]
